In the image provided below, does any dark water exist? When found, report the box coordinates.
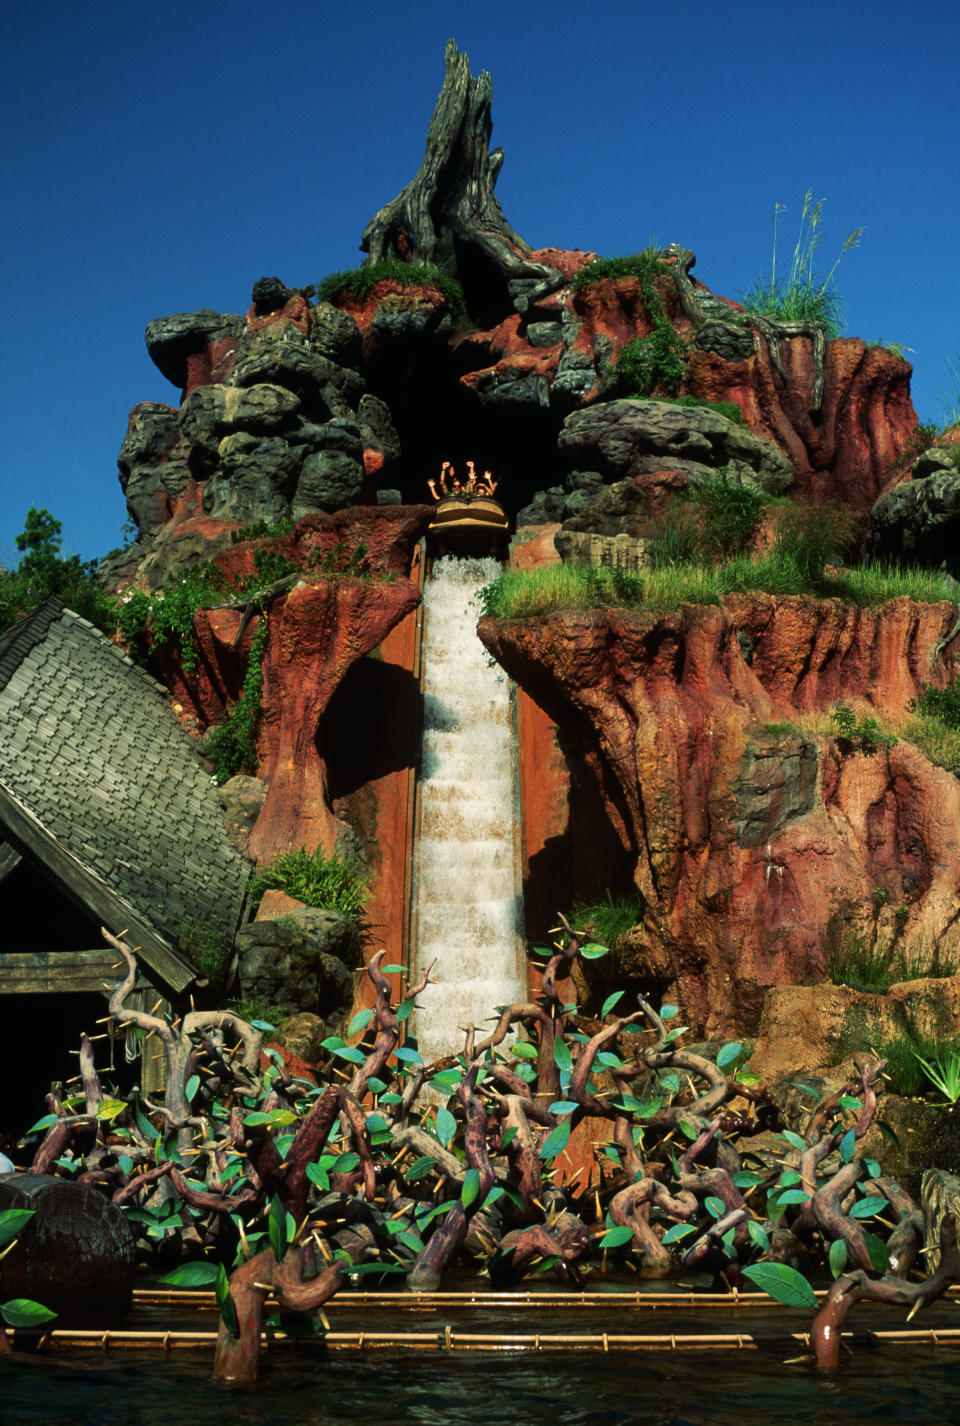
[3,1343,960,1425]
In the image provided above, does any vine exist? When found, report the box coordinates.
[205,613,270,783]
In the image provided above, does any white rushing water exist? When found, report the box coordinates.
[411,555,525,1062]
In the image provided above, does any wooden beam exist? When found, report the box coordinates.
[0,840,21,885]
[0,949,143,995]
[0,780,195,993]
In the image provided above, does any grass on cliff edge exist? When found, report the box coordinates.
[479,556,958,621]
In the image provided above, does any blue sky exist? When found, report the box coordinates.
[3,0,958,562]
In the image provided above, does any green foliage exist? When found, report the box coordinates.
[205,614,270,783]
[226,994,288,1028]
[0,506,120,637]
[914,1046,960,1102]
[909,678,960,731]
[830,705,898,754]
[686,472,765,560]
[896,423,943,467]
[249,845,368,919]
[660,395,746,425]
[569,249,670,292]
[177,915,232,987]
[478,553,958,623]
[230,518,296,545]
[825,931,958,995]
[244,549,298,588]
[617,326,687,396]
[741,191,862,339]
[308,540,379,580]
[116,562,229,671]
[317,259,466,317]
[770,500,863,581]
[570,888,645,946]
[742,1260,819,1310]
[902,713,960,773]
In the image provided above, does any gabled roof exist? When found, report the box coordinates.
[0,598,251,991]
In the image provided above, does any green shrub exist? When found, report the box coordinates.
[317,259,466,316]
[0,506,120,637]
[664,395,746,425]
[909,678,960,731]
[826,931,957,995]
[177,915,232,987]
[688,472,765,559]
[896,423,943,468]
[244,548,299,589]
[570,888,645,946]
[250,846,368,919]
[205,615,270,783]
[226,995,289,1030]
[741,191,862,339]
[116,562,229,671]
[569,249,669,292]
[771,501,862,582]
[230,517,296,545]
[618,327,686,396]
[902,713,960,772]
[830,705,897,754]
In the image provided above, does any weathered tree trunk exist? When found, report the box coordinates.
[360,39,562,314]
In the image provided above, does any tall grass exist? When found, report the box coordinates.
[249,847,368,919]
[480,555,958,622]
[826,934,958,994]
[742,191,862,339]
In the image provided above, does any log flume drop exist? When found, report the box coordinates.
[411,554,525,1061]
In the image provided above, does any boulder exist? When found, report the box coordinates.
[202,434,303,524]
[294,449,365,516]
[868,466,960,573]
[145,310,243,390]
[0,1173,136,1327]
[558,399,795,495]
[217,775,268,855]
[236,906,360,1018]
[271,1011,327,1063]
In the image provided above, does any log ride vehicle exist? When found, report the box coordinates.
[426,494,510,558]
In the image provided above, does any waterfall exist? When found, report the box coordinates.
[411,554,525,1062]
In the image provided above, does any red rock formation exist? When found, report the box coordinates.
[480,596,960,1036]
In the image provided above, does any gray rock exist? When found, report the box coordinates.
[252,276,293,313]
[118,404,192,540]
[469,368,552,409]
[272,1011,327,1062]
[868,468,960,573]
[377,489,402,505]
[236,907,360,1017]
[526,321,563,347]
[691,319,755,362]
[357,393,401,463]
[217,775,268,854]
[202,433,302,524]
[559,398,795,494]
[734,732,819,848]
[517,486,567,525]
[228,325,363,418]
[559,478,652,537]
[294,448,364,516]
[552,347,597,403]
[913,448,959,478]
[310,302,362,366]
[145,310,243,389]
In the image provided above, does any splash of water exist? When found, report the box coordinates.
[411,555,525,1062]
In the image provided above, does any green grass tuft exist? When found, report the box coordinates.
[570,250,670,292]
[741,190,862,340]
[317,259,466,315]
[250,846,368,920]
[570,889,645,946]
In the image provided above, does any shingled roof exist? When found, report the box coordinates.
[0,598,251,990]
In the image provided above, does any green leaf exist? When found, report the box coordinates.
[306,1162,330,1191]
[839,1096,863,1111]
[331,1152,360,1174]
[579,942,608,959]
[776,1188,810,1205]
[716,1041,742,1069]
[742,1262,818,1311]
[781,1130,806,1151]
[663,1026,689,1043]
[599,1224,635,1249]
[185,1075,200,1104]
[733,1171,766,1189]
[347,1009,374,1036]
[366,1076,388,1094]
[320,1036,345,1051]
[268,1194,288,1262]
[596,1051,624,1070]
[380,964,404,973]
[659,1072,680,1094]
[553,1039,572,1073]
[243,1109,296,1127]
[660,1005,678,1019]
[0,1298,57,1328]
[435,1106,457,1148]
[461,1168,480,1209]
[95,1097,128,1123]
[548,1100,578,1116]
[215,1262,240,1338]
[24,1114,59,1135]
[539,1120,572,1160]
[405,1155,437,1182]
[159,1261,219,1287]
[862,1157,882,1179]
[829,1237,848,1279]
[500,1127,517,1150]
[394,1045,422,1064]
[848,1196,888,1219]
[704,1196,726,1219]
[661,1222,696,1245]
[780,1170,802,1187]
[0,1208,34,1249]
[430,1069,462,1090]
[747,1220,770,1254]
[678,1120,698,1141]
[863,1230,888,1274]
[601,991,625,1018]
[512,1040,538,1060]
[396,998,416,1023]
[839,1128,856,1163]
[790,1081,822,1103]
[333,1046,367,1065]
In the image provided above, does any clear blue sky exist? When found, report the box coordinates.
[3,0,958,562]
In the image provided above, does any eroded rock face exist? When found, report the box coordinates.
[236,907,359,1021]
[868,459,960,573]
[480,596,960,1036]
